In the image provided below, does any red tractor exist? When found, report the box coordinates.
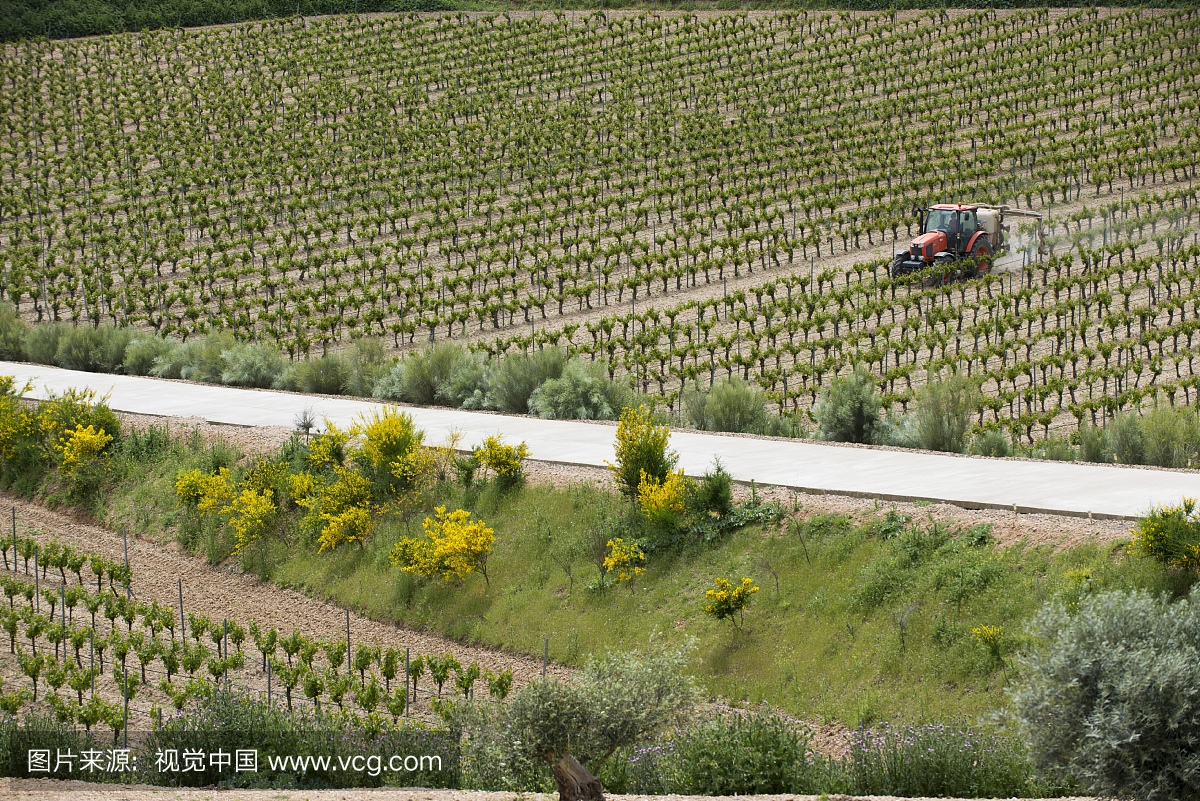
[890,203,1044,279]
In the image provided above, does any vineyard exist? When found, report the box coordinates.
[2,8,1199,440]
[0,520,509,748]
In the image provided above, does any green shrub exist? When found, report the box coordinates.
[1029,435,1075,462]
[1012,588,1200,801]
[219,342,284,388]
[23,323,68,365]
[343,337,391,398]
[285,353,347,395]
[441,351,492,409]
[1139,405,1200,468]
[0,302,26,360]
[813,368,883,444]
[913,372,979,453]
[1106,411,1144,465]
[490,347,566,414]
[970,428,1010,457]
[123,336,178,376]
[156,331,237,383]
[687,459,733,519]
[684,377,766,433]
[668,707,813,794]
[1126,498,1200,574]
[841,723,1041,797]
[52,324,132,373]
[1077,423,1110,463]
[459,645,697,790]
[528,358,622,420]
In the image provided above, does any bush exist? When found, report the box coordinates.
[970,428,1010,457]
[1106,411,1144,465]
[1127,498,1200,574]
[1077,422,1110,463]
[490,347,566,414]
[528,358,622,420]
[1012,588,1200,801]
[472,645,697,782]
[343,337,391,398]
[688,459,733,519]
[156,331,237,383]
[0,302,26,360]
[668,707,813,795]
[813,368,883,444]
[286,353,347,395]
[53,324,132,373]
[23,323,67,365]
[220,342,284,388]
[123,335,178,376]
[913,372,979,453]
[684,377,766,433]
[1140,405,1200,468]
[399,342,468,405]
[608,405,678,499]
[841,723,1041,797]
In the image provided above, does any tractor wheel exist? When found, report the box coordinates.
[890,254,906,278]
[971,241,992,277]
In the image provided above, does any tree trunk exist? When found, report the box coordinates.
[553,754,603,801]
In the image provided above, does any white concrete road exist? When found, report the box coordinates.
[4,361,1198,520]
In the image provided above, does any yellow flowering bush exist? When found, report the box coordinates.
[972,624,1004,665]
[606,405,677,500]
[473,434,530,486]
[307,421,349,470]
[317,504,373,553]
[297,465,373,551]
[703,577,759,627]
[0,377,35,462]
[56,424,113,476]
[222,487,277,555]
[1127,498,1200,573]
[603,537,646,584]
[638,469,688,531]
[353,407,423,470]
[174,468,233,517]
[389,506,494,584]
[287,472,318,506]
[35,388,121,454]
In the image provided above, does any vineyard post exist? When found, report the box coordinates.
[89,630,94,694]
[345,609,351,671]
[123,691,129,749]
[33,547,38,611]
[11,507,16,573]
[405,648,410,716]
[178,579,185,643]
[223,619,228,663]
[123,528,130,600]
[267,658,272,708]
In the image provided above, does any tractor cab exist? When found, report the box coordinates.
[891,203,993,280]
[921,205,978,253]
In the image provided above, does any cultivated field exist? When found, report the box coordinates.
[2,9,1199,439]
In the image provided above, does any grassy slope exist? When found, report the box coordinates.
[95,438,1185,727]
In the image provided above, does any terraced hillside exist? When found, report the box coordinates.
[2,9,1198,437]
